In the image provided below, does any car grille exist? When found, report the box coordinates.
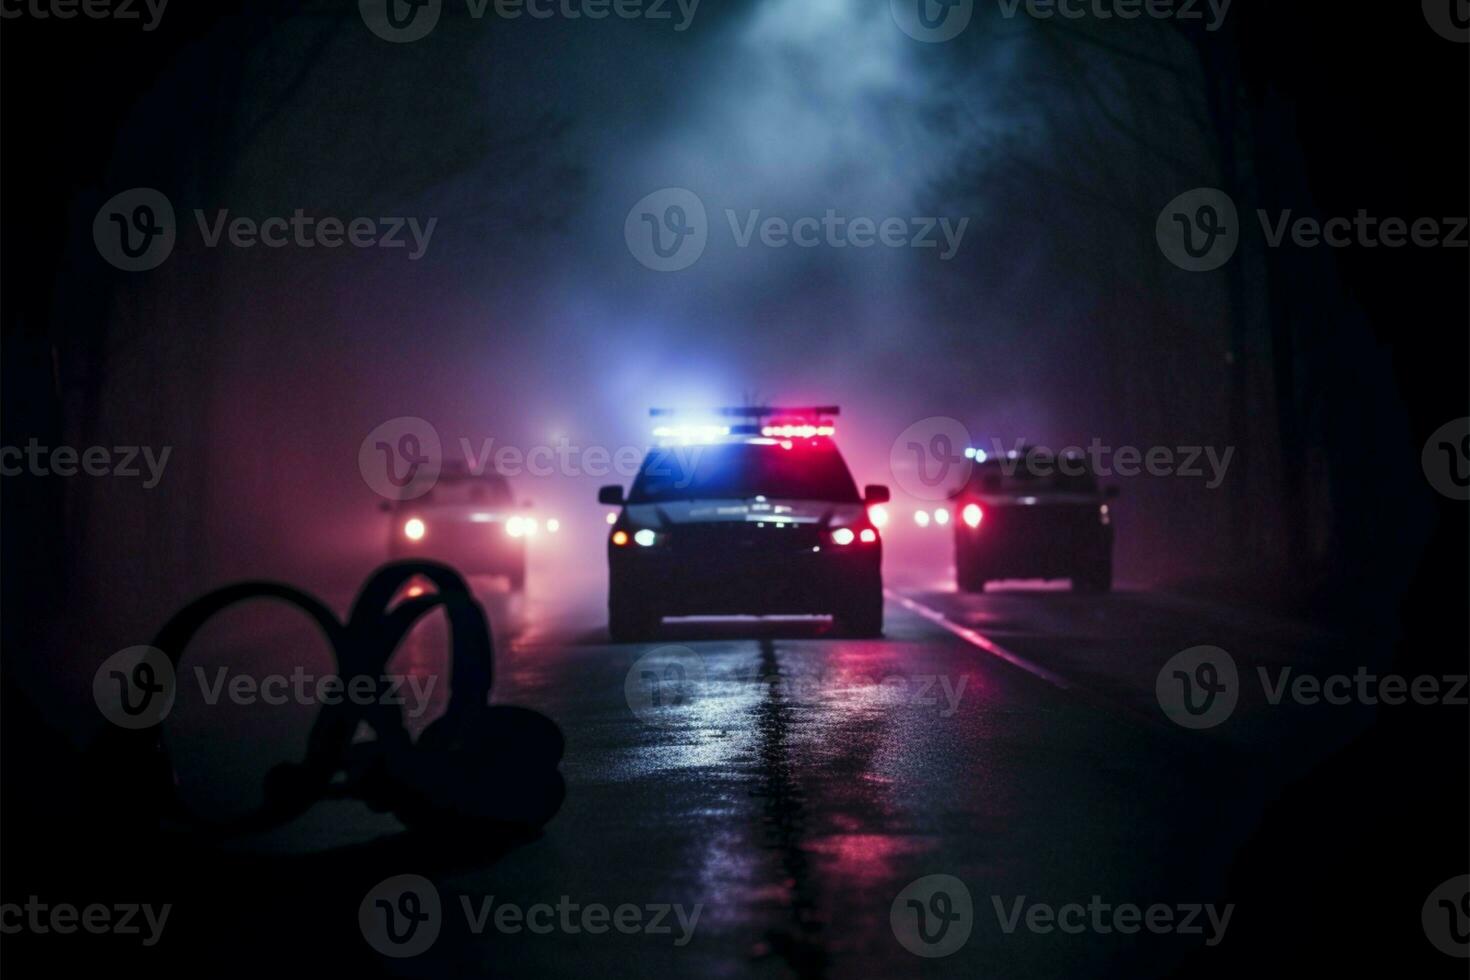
[668,521,823,557]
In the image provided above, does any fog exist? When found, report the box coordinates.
[14,0,1432,681]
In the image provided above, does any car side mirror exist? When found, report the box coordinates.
[864,484,891,504]
[598,485,625,506]
[1104,486,1120,499]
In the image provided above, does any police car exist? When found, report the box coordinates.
[950,447,1117,593]
[597,407,889,640]
[383,462,556,590]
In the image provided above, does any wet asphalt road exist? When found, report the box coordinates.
[145,555,1376,979]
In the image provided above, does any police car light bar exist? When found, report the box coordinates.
[649,406,839,441]
[747,407,839,439]
[761,423,835,438]
[651,423,731,442]
[652,405,840,437]
[649,406,840,419]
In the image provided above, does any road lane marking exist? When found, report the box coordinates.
[886,590,1075,691]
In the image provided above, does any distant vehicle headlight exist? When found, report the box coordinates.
[546,518,560,533]
[633,528,657,547]
[914,509,931,527]
[962,503,983,528]
[933,507,950,525]
[506,516,526,537]
[404,517,426,541]
[867,504,889,528]
[831,527,856,546]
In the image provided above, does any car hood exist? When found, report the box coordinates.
[969,492,1102,506]
[398,505,517,523]
[625,498,864,527]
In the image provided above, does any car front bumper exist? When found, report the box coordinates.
[390,524,526,574]
[609,545,880,616]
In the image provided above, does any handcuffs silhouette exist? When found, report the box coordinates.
[92,561,565,838]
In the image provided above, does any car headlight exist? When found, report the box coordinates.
[611,526,662,547]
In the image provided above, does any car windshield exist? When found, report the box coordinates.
[416,475,514,506]
[972,458,1098,494]
[629,442,861,503]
